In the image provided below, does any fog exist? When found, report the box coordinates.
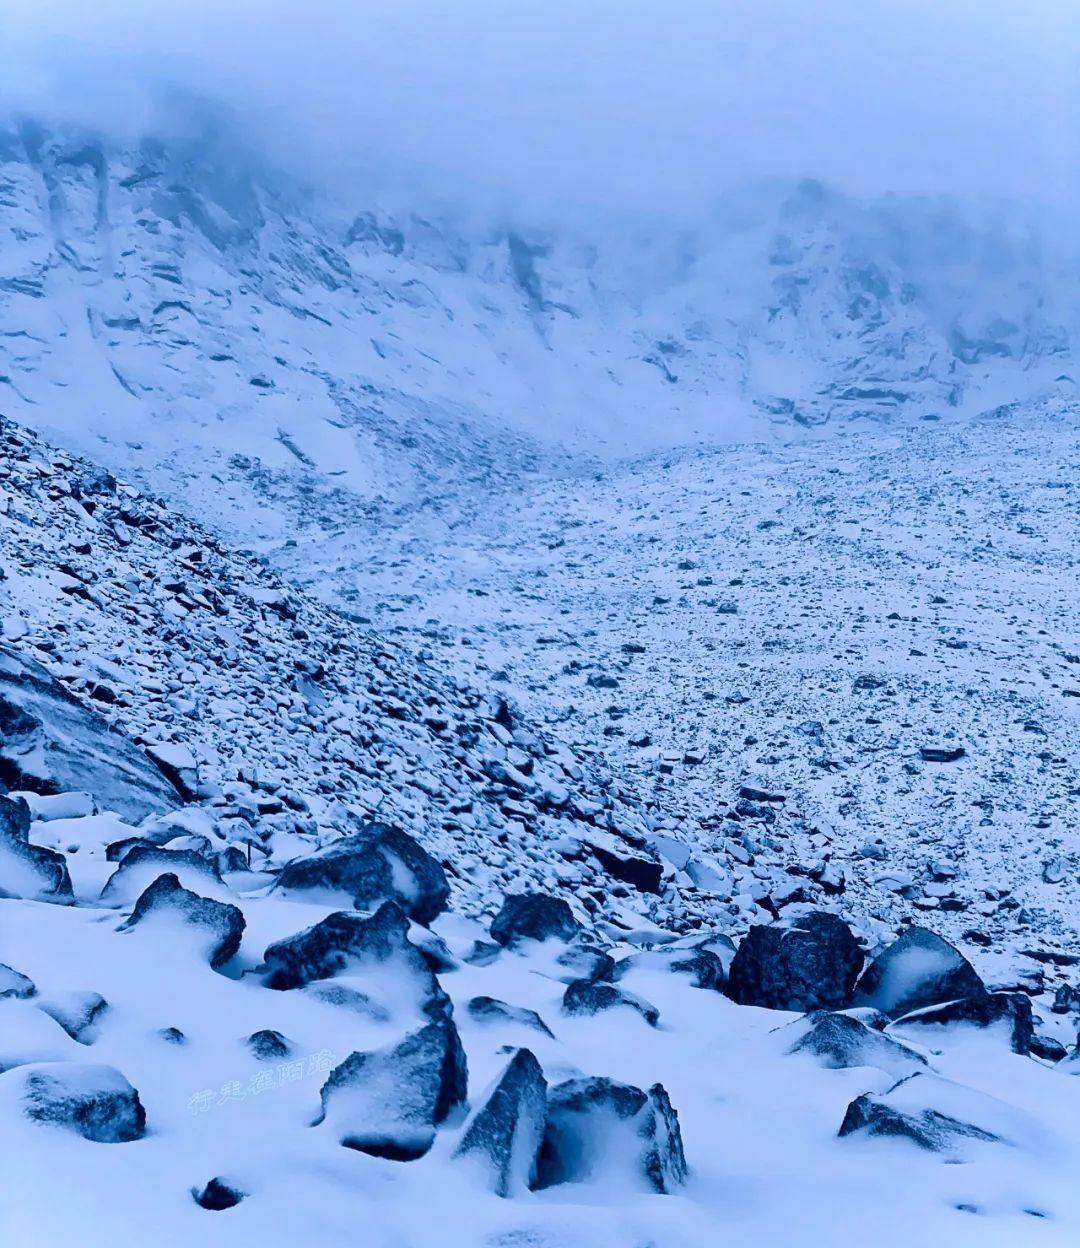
[1,0,1077,219]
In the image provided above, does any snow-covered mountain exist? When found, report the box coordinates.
[2,114,1078,575]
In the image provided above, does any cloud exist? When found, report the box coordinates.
[1,0,1077,218]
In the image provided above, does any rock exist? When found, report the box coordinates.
[0,643,181,822]
[263,900,448,1020]
[891,992,1034,1055]
[99,843,225,907]
[0,1000,82,1070]
[454,1048,548,1195]
[156,1027,187,1046]
[245,1029,293,1060]
[0,963,36,1000]
[14,1062,146,1142]
[562,980,659,1026]
[1030,1033,1068,1063]
[0,794,73,905]
[38,991,109,1043]
[726,911,863,1012]
[490,893,584,946]
[193,1178,246,1211]
[584,833,662,894]
[789,1011,927,1078]
[118,874,245,969]
[738,786,787,803]
[467,996,554,1038]
[854,926,986,1019]
[536,1077,687,1193]
[409,924,459,973]
[316,1019,467,1160]
[839,1073,1014,1154]
[919,746,965,763]
[273,823,449,924]
[612,945,726,991]
[143,741,199,799]
[553,943,615,984]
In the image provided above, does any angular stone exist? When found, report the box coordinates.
[490,894,583,946]
[727,912,863,1012]
[854,926,986,1019]
[454,1048,548,1196]
[892,992,1033,1055]
[0,794,73,905]
[790,1011,927,1078]
[467,996,554,1038]
[118,874,245,969]
[18,1062,146,1142]
[562,979,659,1026]
[99,843,224,907]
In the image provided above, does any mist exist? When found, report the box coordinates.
[1,0,1078,221]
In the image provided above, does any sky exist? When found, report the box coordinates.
[1,0,1077,218]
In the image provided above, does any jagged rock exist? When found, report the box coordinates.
[490,893,584,946]
[0,1001,82,1070]
[839,1073,1013,1153]
[854,926,986,1018]
[263,900,448,1019]
[584,832,662,894]
[143,741,199,800]
[273,823,449,924]
[0,643,181,821]
[789,1011,927,1078]
[0,963,36,999]
[118,874,245,969]
[562,979,659,1026]
[38,991,109,1043]
[0,794,73,904]
[409,924,459,973]
[891,992,1034,1055]
[316,1020,467,1159]
[536,1077,687,1193]
[1030,1033,1068,1063]
[613,945,726,991]
[99,843,224,907]
[193,1178,246,1211]
[454,1048,548,1195]
[553,943,615,984]
[467,996,555,1038]
[14,1062,146,1142]
[156,1027,187,1046]
[726,911,863,1012]
[245,1029,293,1060]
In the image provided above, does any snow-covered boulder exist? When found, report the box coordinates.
[454,1048,548,1196]
[490,893,584,946]
[563,979,659,1026]
[612,944,726,991]
[0,1001,82,1071]
[0,794,73,904]
[891,991,1033,1055]
[0,643,181,822]
[7,1062,146,1142]
[466,996,554,1038]
[273,822,449,924]
[193,1177,246,1211]
[853,926,986,1019]
[263,900,449,1020]
[99,843,226,907]
[244,1029,293,1060]
[537,1077,687,1193]
[316,1019,467,1159]
[118,874,245,969]
[726,911,863,1012]
[0,963,36,1000]
[38,990,109,1043]
[788,1011,927,1078]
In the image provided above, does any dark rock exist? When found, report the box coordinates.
[726,912,863,1012]
[39,991,109,1043]
[245,1029,293,1060]
[463,940,502,967]
[553,943,615,984]
[467,996,555,1038]
[738,786,786,803]
[839,1073,1002,1152]
[790,1011,927,1077]
[263,900,448,1019]
[854,926,986,1018]
[118,874,245,969]
[317,1019,467,1160]
[490,894,583,946]
[156,1027,187,1046]
[21,1062,146,1142]
[0,794,73,904]
[537,1077,687,1193]
[273,823,449,924]
[613,946,726,991]
[0,963,36,999]
[0,643,181,822]
[562,979,659,1026]
[1030,1033,1068,1063]
[919,746,965,763]
[99,843,223,906]
[585,834,662,894]
[892,992,1033,1055]
[193,1178,246,1211]
[454,1049,548,1196]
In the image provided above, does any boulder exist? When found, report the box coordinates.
[245,1029,293,1060]
[15,1062,146,1142]
[0,1001,81,1070]
[273,823,449,924]
[854,926,986,1018]
[193,1178,246,1211]
[584,832,662,894]
[726,912,863,1012]
[563,980,659,1026]
[38,990,109,1043]
[0,963,36,1000]
[454,1048,548,1196]
[613,945,726,991]
[118,874,245,969]
[0,794,73,904]
[316,1019,467,1160]
[536,1077,687,1193]
[467,996,555,1038]
[490,894,583,946]
[263,900,448,1020]
[789,1011,927,1079]
[0,643,180,822]
[891,992,1033,1055]
[99,844,225,907]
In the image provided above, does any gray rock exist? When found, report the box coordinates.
[467,996,555,1038]
[490,894,584,946]
[891,992,1033,1055]
[563,980,659,1026]
[19,1062,146,1142]
[0,794,73,905]
[118,874,245,969]
[790,1011,927,1078]
[727,911,863,1012]
[0,963,36,1000]
[854,926,986,1019]
[454,1048,548,1195]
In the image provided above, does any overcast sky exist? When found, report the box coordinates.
[1,0,1077,217]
